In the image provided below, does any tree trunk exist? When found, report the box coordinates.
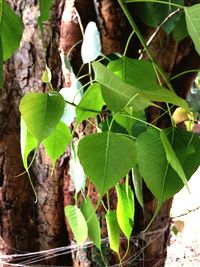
[0,1,200,267]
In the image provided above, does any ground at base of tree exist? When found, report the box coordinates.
[166,167,200,267]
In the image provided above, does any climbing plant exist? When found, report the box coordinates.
[1,0,200,265]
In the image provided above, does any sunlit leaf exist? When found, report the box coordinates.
[69,143,86,193]
[42,65,52,83]
[64,205,88,245]
[106,210,120,254]
[116,184,134,241]
[185,4,200,55]
[76,83,104,125]
[0,37,3,88]
[92,61,152,112]
[132,168,144,209]
[20,117,37,170]
[81,22,101,63]
[0,1,23,60]
[81,197,101,250]
[38,0,52,33]
[140,86,189,111]
[78,131,137,197]
[19,91,65,144]
[60,79,82,126]
[43,121,71,167]
[108,56,157,89]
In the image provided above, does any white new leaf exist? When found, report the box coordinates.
[81,22,101,63]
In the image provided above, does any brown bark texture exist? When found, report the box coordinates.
[0,0,200,267]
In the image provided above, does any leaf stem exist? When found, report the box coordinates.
[125,0,183,9]
[123,31,135,56]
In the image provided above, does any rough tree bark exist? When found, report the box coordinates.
[0,1,200,267]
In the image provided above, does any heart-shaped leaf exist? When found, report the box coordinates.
[116,184,134,241]
[20,117,37,170]
[81,197,101,250]
[106,210,120,254]
[76,83,104,125]
[64,205,88,245]
[43,121,72,167]
[78,131,137,197]
[108,56,157,89]
[0,2,23,60]
[136,128,200,206]
[81,22,101,63]
[19,91,65,144]
[185,4,200,56]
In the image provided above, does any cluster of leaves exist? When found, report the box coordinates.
[2,0,200,263]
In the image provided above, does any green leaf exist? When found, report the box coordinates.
[39,0,52,21]
[64,205,88,245]
[38,0,52,33]
[0,1,23,60]
[108,57,157,89]
[20,117,37,170]
[132,168,144,209]
[173,13,188,42]
[162,10,183,34]
[134,1,184,28]
[42,65,52,83]
[185,4,200,55]
[69,143,86,193]
[136,128,200,206]
[116,184,134,241]
[0,36,3,88]
[140,86,189,111]
[114,109,146,136]
[43,121,71,167]
[76,83,104,125]
[160,130,189,192]
[106,210,120,254]
[81,197,101,250]
[0,1,2,23]
[78,131,137,197]
[19,91,65,144]
[92,61,152,112]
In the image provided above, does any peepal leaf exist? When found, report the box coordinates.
[76,83,104,125]
[19,91,65,144]
[69,142,86,193]
[0,1,23,60]
[0,37,3,88]
[185,4,200,56]
[78,131,137,197]
[92,61,152,112]
[140,86,189,111]
[106,210,120,254]
[39,0,52,21]
[38,0,52,33]
[81,198,101,250]
[160,130,189,191]
[42,65,52,83]
[43,121,71,167]
[20,117,37,170]
[81,22,101,63]
[116,184,134,241]
[108,57,157,89]
[136,128,200,206]
[64,205,88,245]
